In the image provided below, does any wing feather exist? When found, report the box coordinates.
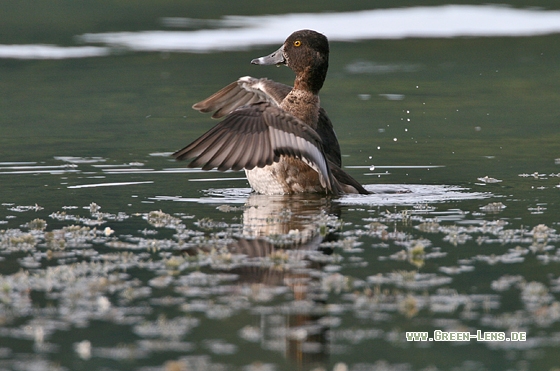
[236,132,256,170]
[317,108,342,167]
[216,133,247,171]
[173,124,226,160]
[192,77,291,119]
[197,131,250,170]
[176,100,334,191]
[252,127,268,168]
[213,88,251,118]
[183,127,231,166]
[195,140,229,170]
[192,81,239,113]
[189,76,340,169]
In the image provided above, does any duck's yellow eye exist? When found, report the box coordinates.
[293,40,301,47]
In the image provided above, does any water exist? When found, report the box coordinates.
[2,3,560,370]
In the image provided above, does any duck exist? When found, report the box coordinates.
[173,29,369,195]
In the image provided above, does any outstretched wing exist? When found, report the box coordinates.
[173,102,333,191]
[191,76,342,166]
[192,76,291,118]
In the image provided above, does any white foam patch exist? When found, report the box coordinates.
[4,5,560,59]
[0,45,109,59]
[79,5,560,52]
[340,184,492,206]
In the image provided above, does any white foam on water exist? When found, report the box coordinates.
[4,5,560,59]
[340,184,492,206]
[0,44,109,59]
[79,6,560,52]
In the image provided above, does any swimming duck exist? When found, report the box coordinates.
[173,29,368,195]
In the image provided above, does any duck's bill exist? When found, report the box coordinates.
[251,46,285,65]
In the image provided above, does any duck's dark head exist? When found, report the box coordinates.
[251,29,329,94]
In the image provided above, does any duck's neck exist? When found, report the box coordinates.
[280,88,320,129]
[280,62,327,128]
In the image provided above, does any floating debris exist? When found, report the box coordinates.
[415,221,440,233]
[7,204,44,212]
[54,156,106,164]
[23,218,47,231]
[407,242,426,268]
[520,281,554,312]
[367,271,452,290]
[480,202,506,213]
[144,210,183,229]
[439,265,475,275]
[0,188,559,370]
[0,229,37,251]
[477,176,502,184]
[103,226,114,236]
[74,340,91,360]
[133,315,200,340]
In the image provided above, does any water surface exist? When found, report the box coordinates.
[1,3,560,371]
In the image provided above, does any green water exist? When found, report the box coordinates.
[2,2,560,371]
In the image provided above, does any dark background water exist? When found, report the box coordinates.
[1,2,560,371]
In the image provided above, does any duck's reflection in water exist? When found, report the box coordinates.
[197,193,341,368]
